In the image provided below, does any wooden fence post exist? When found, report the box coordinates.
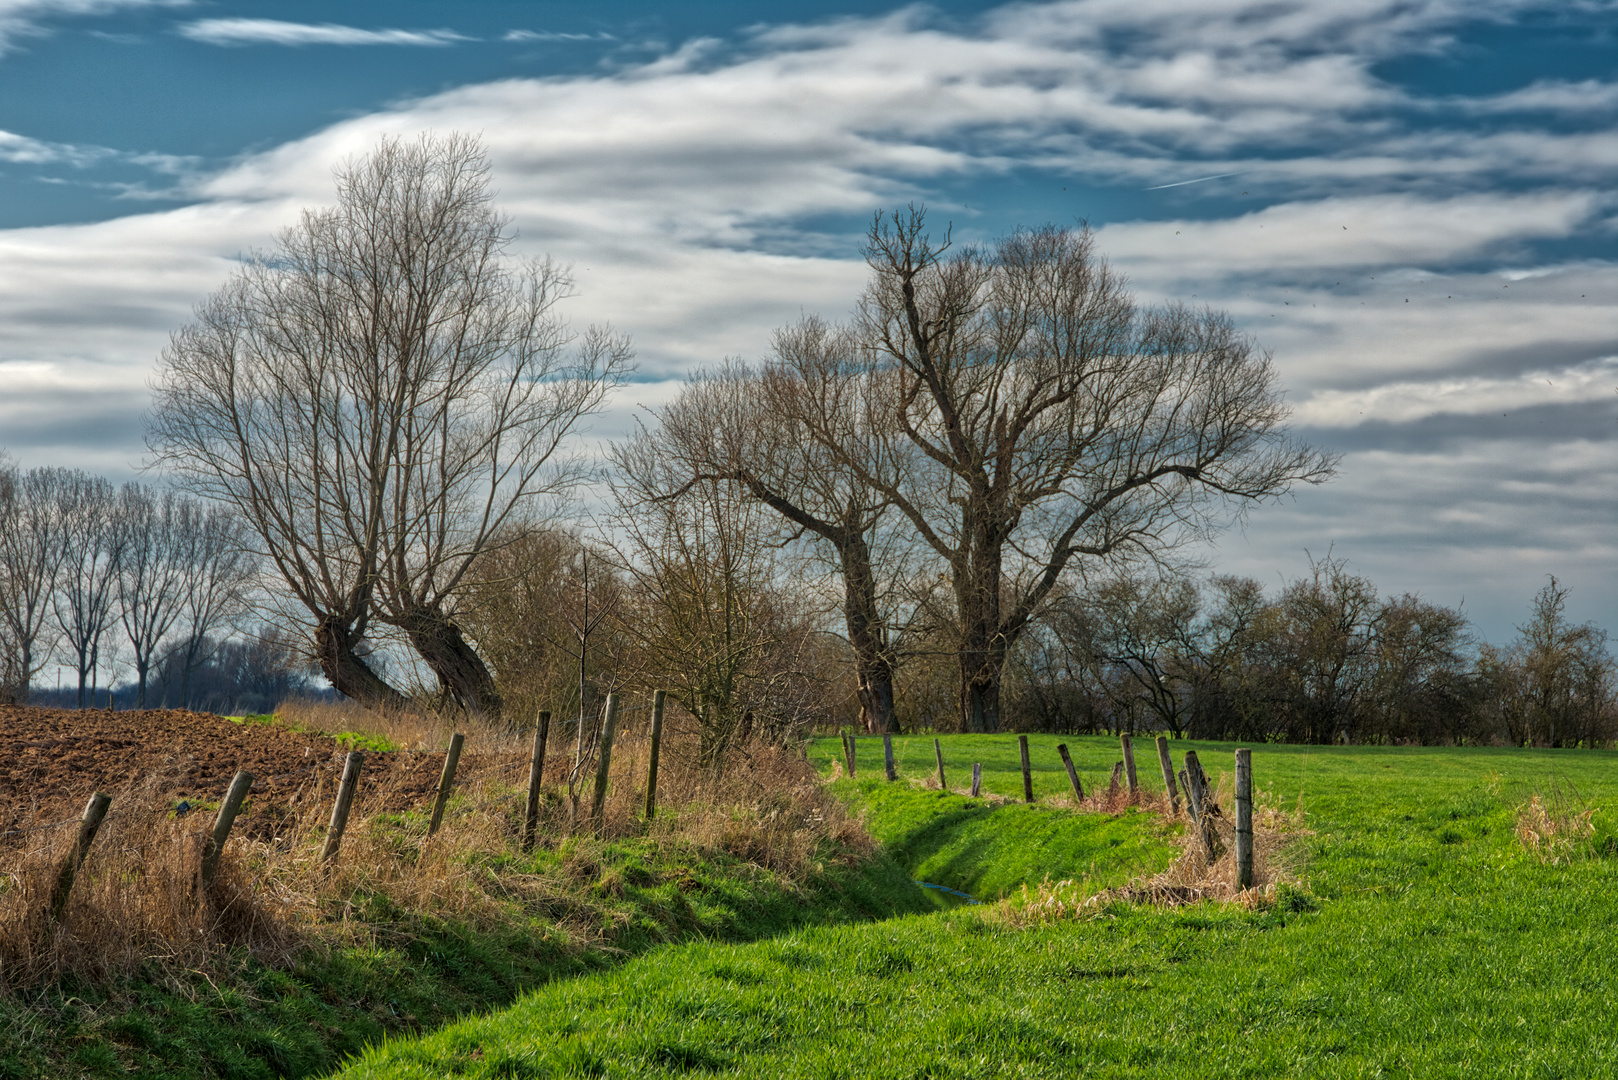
[1235,748,1253,889]
[201,771,254,887]
[843,734,857,778]
[883,733,897,781]
[1109,762,1124,795]
[589,693,620,828]
[1120,734,1139,797]
[428,733,465,838]
[320,751,364,863]
[49,791,111,922]
[644,691,665,822]
[1184,751,1210,813]
[971,763,982,798]
[1019,735,1033,803]
[1155,736,1180,815]
[524,711,551,851]
[1057,744,1085,802]
[1182,750,1215,860]
[933,738,947,791]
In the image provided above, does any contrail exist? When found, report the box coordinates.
[1143,172,1238,191]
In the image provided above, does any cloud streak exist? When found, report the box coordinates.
[177,19,469,48]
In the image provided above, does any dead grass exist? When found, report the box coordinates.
[1000,774,1312,924]
[1516,787,1597,865]
[0,702,868,992]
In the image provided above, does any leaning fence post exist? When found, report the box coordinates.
[590,693,620,828]
[49,792,112,922]
[971,762,982,798]
[843,734,857,778]
[933,738,947,792]
[524,711,551,851]
[1120,734,1139,797]
[1184,750,1208,813]
[1019,735,1033,803]
[1155,736,1180,815]
[883,733,897,781]
[1057,744,1085,802]
[644,691,665,822]
[1235,748,1254,889]
[1183,750,1215,860]
[201,771,254,887]
[320,751,364,863]
[427,733,465,838]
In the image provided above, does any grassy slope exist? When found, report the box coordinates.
[330,736,1618,1079]
[0,802,930,1080]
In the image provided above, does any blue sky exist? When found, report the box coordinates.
[0,0,1614,644]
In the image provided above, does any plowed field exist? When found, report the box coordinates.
[0,705,457,846]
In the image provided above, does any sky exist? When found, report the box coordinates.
[0,0,1613,646]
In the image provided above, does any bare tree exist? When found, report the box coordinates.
[167,503,256,710]
[54,471,124,708]
[610,425,814,767]
[788,208,1334,731]
[0,463,71,702]
[115,483,191,706]
[148,133,631,718]
[649,342,918,733]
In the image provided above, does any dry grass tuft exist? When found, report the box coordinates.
[1516,789,1597,865]
[1002,775,1311,924]
[0,702,866,992]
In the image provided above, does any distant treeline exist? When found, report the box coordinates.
[998,558,1615,748]
[0,462,318,713]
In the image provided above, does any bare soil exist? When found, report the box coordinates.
[0,705,455,846]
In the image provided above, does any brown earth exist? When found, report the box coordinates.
[0,706,480,849]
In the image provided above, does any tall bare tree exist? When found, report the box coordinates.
[167,503,256,709]
[148,133,631,718]
[54,471,124,708]
[0,463,71,702]
[115,483,191,706]
[650,341,917,733]
[784,208,1335,731]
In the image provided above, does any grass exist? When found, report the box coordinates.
[326,735,1618,1078]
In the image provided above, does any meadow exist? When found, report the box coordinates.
[327,734,1618,1079]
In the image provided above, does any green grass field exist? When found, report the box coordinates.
[325,735,1618,1078]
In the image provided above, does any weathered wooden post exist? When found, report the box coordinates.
[883,733,897,781]
[49,792,112,922]
[320,751,364,863]
[970,763,982,798]
[590,693,620,828]
[1057,744,1085,802]
[644,691,665,821]
[1182,750,1216,860]
[524,711,551,851]
[843,734,857,778]
[1235,748,1254,889]
[1019,735,1033,803]
[1155,736,1180,815]
[427,733,465,838]
[933,738,947,791]
[201,771,253,887]
[1120,734,1139,797]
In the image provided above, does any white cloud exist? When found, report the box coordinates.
[177,18,468,48]
[1294,356,1618,427]
[1467,79,1618,114]
[0,0,185,54]
[503,29,611,44]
